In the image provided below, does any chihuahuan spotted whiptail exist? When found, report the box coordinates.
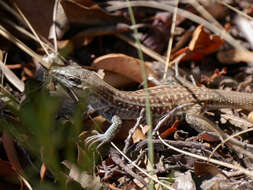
[50,65,253,149]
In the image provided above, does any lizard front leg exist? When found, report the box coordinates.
[85,115,122,148]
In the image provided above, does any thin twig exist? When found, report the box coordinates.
[111,142,175,190]
[123,109,145,154]
[157,132,253,179]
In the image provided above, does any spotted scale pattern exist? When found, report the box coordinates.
[88,83,214,118]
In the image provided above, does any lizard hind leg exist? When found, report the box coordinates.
[85,115,122,149]
[185,112,253,153]
[185,111,225,143]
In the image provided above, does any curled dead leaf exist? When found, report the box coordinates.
[172,25,224,62]
[93,53,157,85]
[247,111,253,123]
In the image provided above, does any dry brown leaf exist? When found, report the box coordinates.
[141,125,150,136]
[142,11,186,53]
[132,128,146,143]
[59,0,128,47]
[194,132,220,142]
[248,111,253,123]
[13,0,54,38]
[194,162,228,178]
[93,53,156,85]
[61,0,125,27]
[102,71,137,88]
[160,120,179,139]
[172,25,224,61]
[2,131,24,175]
[14,0,127,47]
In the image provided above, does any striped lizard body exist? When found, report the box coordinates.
[50,65,253,148]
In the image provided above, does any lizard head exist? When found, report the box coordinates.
[49,65,103,90]
[49,65,86,89]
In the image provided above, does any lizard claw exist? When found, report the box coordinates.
[85,130,109,149]
[85,115,122,149]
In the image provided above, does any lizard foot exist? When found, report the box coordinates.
[85,130,111,149]
[85,115,122,149]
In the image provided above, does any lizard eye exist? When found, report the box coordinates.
[68,77,82,85]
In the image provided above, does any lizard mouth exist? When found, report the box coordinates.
[51,72,74,88]
[50,69,83,89]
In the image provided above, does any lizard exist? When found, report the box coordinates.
[49,65,253,149]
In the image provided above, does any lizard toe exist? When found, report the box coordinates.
[85,133,108,149]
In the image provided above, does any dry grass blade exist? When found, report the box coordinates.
[217,0,253,21]
[13,3,50,56]
[0,60,24,92]
[0,25,49,69]
[116,33,186,68]
[209,128,253,160]
[163,0,178,80]
[0,0,25,27]
[1,18,54,52]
